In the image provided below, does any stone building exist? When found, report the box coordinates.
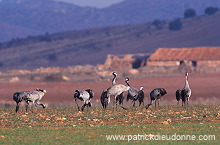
[103,53,150,70]
[146,47,220,72]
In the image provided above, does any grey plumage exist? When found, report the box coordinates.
[101,90,124,110]
[13,88,46,113]
[106,76,130,110]
[182,72,191,107]
[126,78,145,107]
[112,72,124,106]
[13,91,30,112]
[138,87,145,106]
[74,89,94,111]
[100,90,109,109]
[145,88,167,109]
[176,72,192,108]
[176,89,182,105]
[116,92,124,106]
[107,79,130,97]
[101,72,125,110]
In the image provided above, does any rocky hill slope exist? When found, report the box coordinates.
[0,12,220,71]
[1,0,220,42]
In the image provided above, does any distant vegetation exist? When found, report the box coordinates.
[0,6,220,71]
[1,6,219,49]
[0,62,3,67]
[184,8,197,18]
[205,6,219,15]
[167,6,219,31]
[1,0,220,42]
[169,18,183,31]
[152,19,165,30]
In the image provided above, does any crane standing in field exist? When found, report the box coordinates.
[101,72,127,110]
[106,74,130,110]
[145,88,167,109]
[112,72,124,106]
[181,72,192,108]
[175,72,192,108]
[126,78,145,107]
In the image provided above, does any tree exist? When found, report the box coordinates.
[152,19,164,30]
[0,62,3,67]
[184,8,197,18]
[205,7,219,15]
[169,18,182,31]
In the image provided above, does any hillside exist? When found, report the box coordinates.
[1,0,220,42]
[0,12,220,71]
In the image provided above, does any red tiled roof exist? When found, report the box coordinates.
[148,47,220,61]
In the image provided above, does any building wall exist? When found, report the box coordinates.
[103,54,150,70]
[104,54,135,69]
[197,60,220,67]
[146,60,180,67]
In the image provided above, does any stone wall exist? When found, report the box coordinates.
[146,60,180,67]
[103,54,150,70]
[197,60,220,67]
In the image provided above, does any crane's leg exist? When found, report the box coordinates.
[25,101,29,112]
[158,100,160,109]
[133,101,135,107]
[182,100,186,107]
[139,100,143,106]
[116,100,118,111]
[15,102,21,113]
[87,104,89,112]
[81,103,87,111]
[183,101,186,109]
[146,100,153,109]
[75,99,80,111]
[113,98,116,111]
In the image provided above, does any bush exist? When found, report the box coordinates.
[169,18,182,31]
[152,19,164,29]
[47,53,57,62]
[39,33,52,42]
[0,62,3,67]
[205,7,219,15]
[184,8,197,18]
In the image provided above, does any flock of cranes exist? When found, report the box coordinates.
[12,72,191,112]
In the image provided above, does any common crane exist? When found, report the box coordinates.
[145,88,167,109]
[74,89,94,111]
[13,88,46,113]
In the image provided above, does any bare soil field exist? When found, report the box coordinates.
[0,73,220,107]
[0,106,219,144]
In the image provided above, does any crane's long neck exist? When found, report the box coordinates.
[112,74,117,85]
[184,75,190,88]
[125,79,130,91]
[125,79,130,87]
